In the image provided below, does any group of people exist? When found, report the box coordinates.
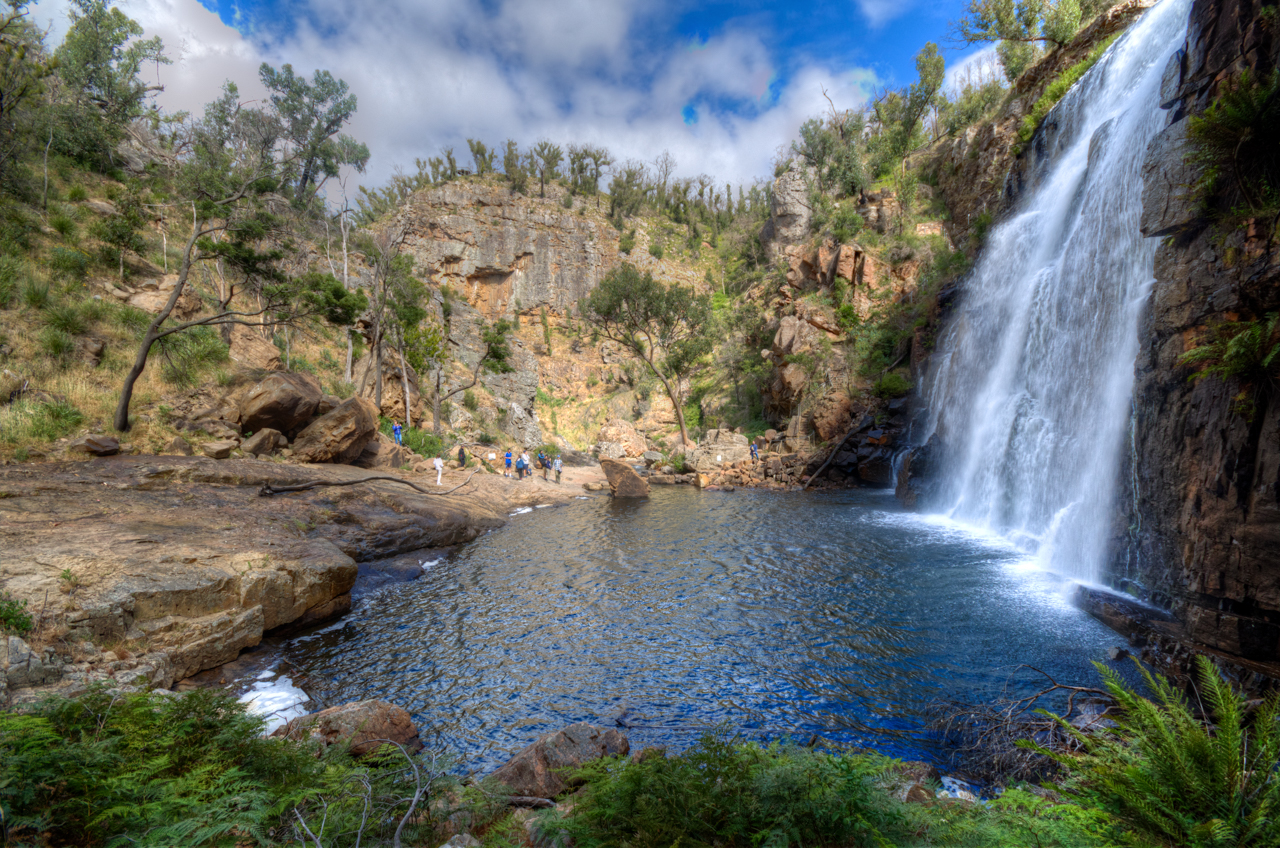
[505,449,562,483]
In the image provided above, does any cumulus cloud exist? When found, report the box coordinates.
[24,0,880,192]
[855,0,917,28]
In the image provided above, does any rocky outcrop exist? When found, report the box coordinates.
[239,372,323,437]
[595,418,646,458]
[760,165,813,262]
[272,699,423,756]
[395,182,619,321]
[353,349,421,421]
[686,429,752,473]
[352,432,413,470]
[1117,0,1280,663]
[600,458,650,497]
[292,398,379,464]
[489,723,629,798]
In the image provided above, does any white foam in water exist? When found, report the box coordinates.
[240,673,310,733]
[510,506,533,516]
[420,557,441,570]
[535,504,552,508]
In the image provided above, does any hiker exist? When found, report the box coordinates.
[538,451,548,481]
[433,453,444,486]
[553,455,562,484]
[392,422,403,446]
[521,451,531,479]
[515,453,526,479]
[750,442,759,462]
[504,450,513,477]
[458,445,467,466]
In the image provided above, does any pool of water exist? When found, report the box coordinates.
[261,486,1134,771]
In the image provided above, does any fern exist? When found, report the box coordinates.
[1178,312,1279,419]
[1188,70,1280,219]
[1033,656,1280,848]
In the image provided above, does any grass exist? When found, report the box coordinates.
[20,279,50,309]
[1016,33,1122,150]
[0,397,84,445]
[43,302,87,335]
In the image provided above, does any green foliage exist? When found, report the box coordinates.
[38,326,75,362]
[830,204,864,243]
[0,398,84,444]
[89,182,147,277]
[152,325,229,388]
[549,730,909,848]
[502,139,528,194]
[20,278,49,309]
[541,306,552,353]
[0,589,32,634]
[873,373,912,399]
[380,418,443,458]
[1187,70,1280,220]
[1036,657,1280,848]
[837,303,860,332]
[49,212,77,239]
[67,184,88,202]
[1017,33,1120,148]
[481,319,516,374]
[1178,313,1279,419]
[44,302,87,335]
[49,246,89,282]
[648,241,664,259]
[463,388,478,411]
[0,277,11,308]
[972,210,995,243]
[619,227,636,254]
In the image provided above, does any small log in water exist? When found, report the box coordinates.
[258,468,482,497]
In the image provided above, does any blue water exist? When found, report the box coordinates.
[279,487,1135,771]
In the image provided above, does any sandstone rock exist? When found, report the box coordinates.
[292,398,379,465]
[201,439,238,460]
[68,434,120,456]
[600,458,649,497]
[241,427,283,457]
[125,277,200,321]
[271,699,423,756]
[165,435,194,456]
[316,395,341,416]
[582,481,608,492]
[596,418,645,458]
[642,451,664,466]
[811,391,854,443]
[239,372,323,437]
[353,350,421,420]
[489,722,629,798]
[353,433,413,469]
[229,324,283,371]
[760,165,814,261]
[650,474,675,485]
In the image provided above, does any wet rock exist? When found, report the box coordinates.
[239,372,323,437]
[600,458,649,498]
[292,398,379,465]
[240,428,283,457]
[201,439,238,460]
[68,434,120,456]
[271,699,423,756]
[490,722,629,798]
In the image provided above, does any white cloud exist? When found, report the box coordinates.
[942,44,1005,96]
[855,0,915,28]
[24,0,879,194]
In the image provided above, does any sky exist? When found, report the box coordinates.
[26,0,998,197]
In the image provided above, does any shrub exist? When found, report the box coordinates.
[49,213,77,239]
[830,203,864,243]
[38,327,76,363]
[0,277,12,309]
[619,228,636,254]
[43,303,87,335]
[0,590,32,634]
[66,184,87,202]
[0,398,85,444]
[1038,656,1280,848]
[48,247,88,282]
[153,327,230,388]
[108,301,152,336]
[463,388,478,411]
[1178,312,1278,419]
[837,303,859,332]
[649,242,664,259]
[873,372,912,398]
[20,279,50,309]
[1188,69,1280,221]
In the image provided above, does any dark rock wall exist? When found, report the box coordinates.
[1121,0,1280,661]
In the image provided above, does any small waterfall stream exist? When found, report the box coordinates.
[918,0,1190,585]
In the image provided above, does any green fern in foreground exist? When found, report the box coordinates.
[1178,312,1279,419]
[1035,656,1280,848]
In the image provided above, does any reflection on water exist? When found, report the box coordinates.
[279,487,1131,770]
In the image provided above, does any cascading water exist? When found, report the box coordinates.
[918,0,1190,585]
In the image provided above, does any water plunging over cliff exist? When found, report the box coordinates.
[918,0,1191,585]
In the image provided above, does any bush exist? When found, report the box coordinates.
[463,388,478,411]
[837,303,859,332]
[66,184,88,202]
[873,372,912,398]
[1038,656,1280,848]
[648,242,664,259]
[20,279,50,309]
[830,203,864,243]
[0,398,85,444]
[108,301,152,336]
[48,247,89,282]
[1188,69,1280,222]
[49,213,77,239]
[1178,312,1279,420]
[43,303,87,335]
[0,590,32,634]
[0,278,12,309]
[619,228,636,254]
[153,327,230,388]
[38,327,76,363]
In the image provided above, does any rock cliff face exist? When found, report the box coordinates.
[394,183,620,321]
[1120,0,1280,663]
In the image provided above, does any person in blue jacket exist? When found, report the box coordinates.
[505,450,513,477]
[392,422,403,446]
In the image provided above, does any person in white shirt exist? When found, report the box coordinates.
[433,453,444,485]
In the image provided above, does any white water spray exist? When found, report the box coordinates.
[919,0,1190,584]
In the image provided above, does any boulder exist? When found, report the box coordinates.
[271,699,423,757]
[489,723,629,798]
[3,636,61,688]
[316,395,342,416]
[201,439,238,460]
[811,391,854,443]
[229,324,284,371]
[165,435,194,456]
[353,433,413,470]
[67,434,120,456]
[239,372,323,437]
[353,349,421,420]
[241,427,283,457]
[641,450,664,467]
[596,418,646,458]
[292,398,379,465]
[600,458,650,498]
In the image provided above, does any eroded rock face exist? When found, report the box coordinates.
[687,429,752,473]
[489,723,629,798]
[239,372,323,437]
[600,458,650,498]
[760,166,813,261]
[271,699,423,756]
[596,418,646,458]
[292,398,379,464]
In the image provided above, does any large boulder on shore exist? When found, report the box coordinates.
[292,397,379,464]
[600,458,650,498]
[352,432,413,470]
[490,723,629,798]
[239,372,323,437]
[271,699,423,756]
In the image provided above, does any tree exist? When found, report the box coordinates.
[0,3,55,181]
[91,181,146,279]
[953,0,1091,81]
[55,0,169,130]
[873,43,945,175]
[582,262,712,447]
[502,139,527,193]
[608,160,647,222]
[531,139,562,197]
[112,82,364,432]
[467,138,496,175]
[258,62,369,203]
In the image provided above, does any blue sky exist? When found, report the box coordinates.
[29,0,996,189]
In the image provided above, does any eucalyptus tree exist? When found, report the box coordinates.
[531,139,562,197]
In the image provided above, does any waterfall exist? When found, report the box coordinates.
[918,0,1190,585]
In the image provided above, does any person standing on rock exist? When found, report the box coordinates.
[538,451,548,480]
[393,422,403,446]
[458,445,467,467]
[750,442,759,463]
[553,455,562,484]
[433,453,444,486]
[515,453,526,479]
[505,450,513,477]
